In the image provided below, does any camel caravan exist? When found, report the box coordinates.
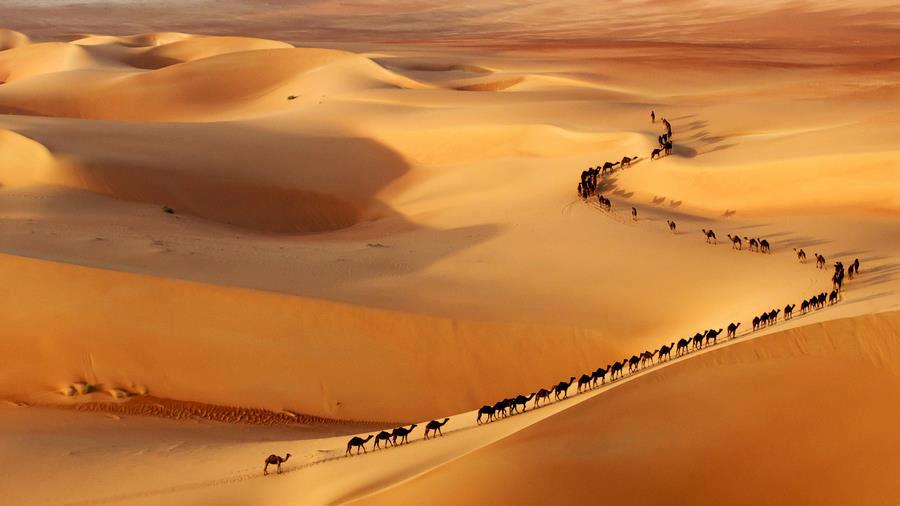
[263,113,865,475]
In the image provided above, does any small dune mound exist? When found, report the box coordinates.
[127,35,294,69]
[451,77,524,92]
[71,32,192,48]
[0,29,30,52]
[0,42,116,83]
[0,129,58,185]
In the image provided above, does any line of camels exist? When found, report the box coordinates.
[263,113,863,474]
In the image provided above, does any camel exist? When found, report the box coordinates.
[727,322,741,338]
[848,264,855,279]
[702,229,717,244]
[425,418,449,439]
[591,366,610,386]
[793,248,807,263]
[492,399,509,418]
[658,134,668,146]
[477,405,496,424]
[815,253,826,269]
[759,312,769,328]
[829,290,839,305]
[346,435,373,456]
[784,304,796,320]
[744,237,759,252]
[392,424,417,445]
[768,309,780,324]
[264,453,291,475]
[577,374,592,392]
[664,140,673,155]
[800,300,809,314]
[658,342,674,362]
[631,207,638,221]
[602,161,620,172]
[511,393,535,413]
[628,355,641,373]
[651,147,663,160]
[621,155,638,167]
[534,388,552,408]
[666,220,676,233]
[651,110,656,123]
[853,258,860,273]
[760,239,771,253]
[640,350,658,367]
[752,316,761,331]
[554,377,576,399]
[373,430,394,449]
[833,271,844,291]
[817,292,827,307]
[598,195,611,211]
[611,360,627,379]
[692,332,705,350]
[676,338,690,356]
[705,328,723,346]
[727,234,742,250]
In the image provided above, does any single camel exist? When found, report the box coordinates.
[640,350,658,367]
[853,258,860,273]
[829,290,839,305]
[602,161,620,172]
[628,355,641,373]
[425,418,449,439]
[793,248,807,263]
[705,328,723,346]
[817,292,827,307]
[759,312,769,328]
[702,229,717,244]
[833,271,844,291]
[621,155,638,167]
[784,304,796,319]
[534,388,552,408]
[727,234,742,250]
[692,332,706,350]
[392,424,417,445]
[768,309,780,324]
[658,342,674,362]
[373,430,394,449]
[346,435,373,456]
[492,399,509,418]
[591,366,610,386]
[511,393,535,413]
[848,264,855,279]
[760,239,771,253]
[727,322,741,339]
[577,373,592,392]
[651,147,663,160]
[611,360,627,379]
[815,253,826,269]
[554,377,576,399]
[631,207,638,221]
[676,338,690,356]
[744,237,759,252]
[752,316,761,331]
[477,405,495,424]
[664,140,673,155]
[264,453,291,475]
[800,300,810,313]
[666,220,676,233]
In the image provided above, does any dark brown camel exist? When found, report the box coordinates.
[640,350,658,367]
[744,237,759,252]
[760,239,771,253]
[853,258,860,273]
[425,418,449,439]
[554,377,576,399]
[727,234,742,250]
[793,248,807,263]
[651,147,663,160]
[676,338,690,356]
[752,316,761,331]
[768,309,780,324]
[848,264,855,279]
[577,374,592,392]
[621,155,638,167]
[800,300,809,313]
[759,312,769,328]
[702,229,717,244]
[815,253,826,269]
[727,322,741,338]
[591,366,610,386]
[631,207,638,221]
[611,360,627,379]
[628,355,641,373]
[705,328,723,346]
[373,430,394,449]
[534,388,552,408]
[264,453,291,475]
[477,405,495,424]
[784,304,796,319]
[658,342,674,361]
[829,290,839,305]
[492,399,509,418]
[392,424,417,445]
[602,161,620,172]
[666,220,676,233]
[346,435,373,455]
[664,140,673,155]
[817,292,827,307]
[692,332,705,350]
[511,393,535,413]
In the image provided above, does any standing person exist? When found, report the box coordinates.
[651,110,656,123]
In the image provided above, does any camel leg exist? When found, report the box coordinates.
[277,463,282,474]
[264,464,269,475]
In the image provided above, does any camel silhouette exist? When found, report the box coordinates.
[346,435,373,456]
[373,430,394,449]
[676,338,690,356]
[768,309,780,324]
[833,271,844,291]
[492,399,509,418]
[511,393,535,413]
[264,453,291,475]
[591,366,610,386]
[554,377,576,399]
[817,292,827,307]
[392,424,417,445]
[705,328,723,346]
[664,140,673,155]
[829,290,839,305]
[727,234,742,250]
[658,342,674,361]
[702,229,717,244]
[577,373,592,392]
[666,220,676,233]
[848,264,855,279]
[621,155,639,167]
[760,239,770,253]
[784,304,796,319]
[631,207,638,221]
[611,360,627,379]
[425,418,449,439]
[640,350,658,367]
[800,300,810,314]
[692,332,705,350]
[628,355,641,373]
[477,405,495,424]
[744,237,759,252]
[602,161,620,172]
[534,388,552,408]
[793,248,807,263]
[651,147,663,160]
[752,316,761,331]
[853,258,860,273]
[760,312,769,328]
[727,322,741,338]
[815,253,826,269]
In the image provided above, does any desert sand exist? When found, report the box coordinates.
[1,1,899,504]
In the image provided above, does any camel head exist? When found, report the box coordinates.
[364,435,373,442]
[285,453,292,461]
[442,418,449,424]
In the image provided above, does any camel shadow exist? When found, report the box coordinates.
[845,262,900,290]
[613,189,634,198]
[669,200,682,208]
[722,209,736,217]
[772,236,831,250]
[672,145,698,158]
[652,196,666,204]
